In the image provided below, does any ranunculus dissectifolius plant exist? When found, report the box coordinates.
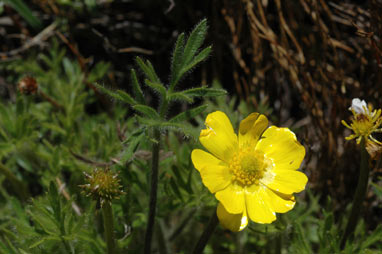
[191,111,308,231]
[342,98,382,145]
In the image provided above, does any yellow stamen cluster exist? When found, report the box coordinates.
[80,168,125,206]
[342,105,382,144]
[229,148,266,186]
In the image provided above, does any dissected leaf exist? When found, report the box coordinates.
[169,105,207,123]
[182,87,227,97]
[115,90,138,105]
[131,69,145,104]
[133,105,160,119]
[167,92,193,103]
[170,33,186,87]
[136,57,161,83]
[183,19,208,65]
[120,130,146,164]
[144,79,167,98]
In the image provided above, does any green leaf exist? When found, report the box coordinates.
[182,46,211,74]
[170,165,190,195]
[170,33,185,86]
[145,79,167,98]
[169,105,207,123]
[361,224,382,249]
[169,177,184,202]
[94,83,123,101]
[295,222,313,253]
[130,69,145,104]
[183,87,227,97]
[146,60,161,83]
[115,90,138,105]
[41,123,67,136]
[167,92,193,103]
[137,117,195,137]
[133,105,160,119]
[183,19,208,65]
[120,130,146,164]
[29,236,62,249]
[94,83,137,105]
[136,57,161,83]
[87,61,110,83]
[4,0,42,29]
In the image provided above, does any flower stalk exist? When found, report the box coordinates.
[192,209,219,254]
[79,168,124,253]
[341,137,370,248]
[102,201,116,254]
[144,128,161,254]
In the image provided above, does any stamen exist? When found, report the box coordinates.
[229,148,268,186]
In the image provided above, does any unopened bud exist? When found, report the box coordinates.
[18,76,38,95]
[80,168,125,206]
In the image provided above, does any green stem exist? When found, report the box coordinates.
[102,201,116,254]
[192,209,219,254]
[341,138,369,248]
[144,129,161,254]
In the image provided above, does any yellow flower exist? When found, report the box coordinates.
[191,111,307,231]
[342,98,382,145]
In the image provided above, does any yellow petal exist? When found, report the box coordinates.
[239,113,268,148]
[199,111,238,162]
[245,184,276,224]
[217,203,248,232]
[256,126,305,170]
[199,165,232,193]
[262,169,308,194]
[265,187,296,213]
[215,183,245,214]
[191,149,226,172]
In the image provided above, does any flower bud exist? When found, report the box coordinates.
[80,168,125,206]
[18,76,38,95]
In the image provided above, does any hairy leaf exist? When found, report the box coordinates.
[182,46,212,74]
[170,33,185,87]
[183,19,208,65]
[115,90,138,105]
[94,83,137,105]
[169,105,208,123]
[145,79,167,98]
[136,57,161,83]
[133,105,160,119]
[182,87,227,97]
[137,117,195,137]
[131,69,145,104]
[120,130,146,164]
[167,92,193,103]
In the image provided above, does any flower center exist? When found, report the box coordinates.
[352,114,375,136]
[229,148,267,186]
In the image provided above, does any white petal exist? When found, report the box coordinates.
[349,98,368,114]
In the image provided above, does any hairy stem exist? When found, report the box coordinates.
[102,201,116,254]
[192,209,219,254]
[144,129,161,254]
[341,138,369,248]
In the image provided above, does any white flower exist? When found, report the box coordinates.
[349,98,369,115]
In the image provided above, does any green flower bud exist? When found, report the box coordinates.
[80,168,125,206]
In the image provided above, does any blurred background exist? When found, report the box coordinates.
[1,0,382,253]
